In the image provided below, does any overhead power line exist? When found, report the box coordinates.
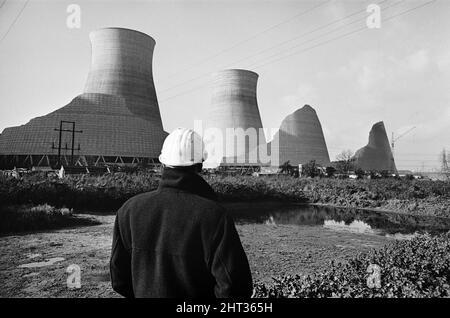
[0,0,8,10]
[158,0,393,95]
[158,0,332,83]
[0,0,29,45]
[245,0,403,69]
[251,0,437,70]
[160,0,437,103]
[231,0,394,68]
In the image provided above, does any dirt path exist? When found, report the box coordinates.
[0,214,392,298]
[0,215,118,298]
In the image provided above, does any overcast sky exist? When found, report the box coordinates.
[0,0,449,171]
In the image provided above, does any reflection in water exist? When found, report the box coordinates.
[385,233,419,240]
[229,203,450,237]
[323,220,380,235]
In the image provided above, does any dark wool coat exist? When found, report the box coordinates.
[110,167,253,298]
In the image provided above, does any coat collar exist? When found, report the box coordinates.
[158,167,217,201]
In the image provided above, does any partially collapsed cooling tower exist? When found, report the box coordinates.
[203,69,265,166]
[270,104,330,166]
[0,28,167,168]
[353,121,397,172]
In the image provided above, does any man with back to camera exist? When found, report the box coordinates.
[110,128,253,298]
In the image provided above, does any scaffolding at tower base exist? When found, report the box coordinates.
[0,154,161,170]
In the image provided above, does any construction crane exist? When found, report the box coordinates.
[391,126,416,157]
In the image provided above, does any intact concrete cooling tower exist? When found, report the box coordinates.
[0,28,167,168]
[353,121,397,172]
[270,104,330,166]
[203,69,265,167]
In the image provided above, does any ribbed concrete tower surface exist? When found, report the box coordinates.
[203,69,265,167]
[270,105,330,166]
[354,121,397,172]
[85,28,158,104]
[0,28,167,168]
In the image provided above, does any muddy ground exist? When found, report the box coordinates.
[0,212,393,298]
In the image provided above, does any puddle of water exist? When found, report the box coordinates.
[18,257,65,268]
[385,232,419,240]
[323,219,381,235]
[230,204,450,238]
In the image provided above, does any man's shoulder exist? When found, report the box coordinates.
[191,193,227,218]
[117,189,226,216]
[117,190,159,215]
[177,193,228,228]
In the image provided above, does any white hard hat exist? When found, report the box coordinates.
[159,128,207,166]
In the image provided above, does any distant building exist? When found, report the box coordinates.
[419,172,450,181]
[396,170,414,177]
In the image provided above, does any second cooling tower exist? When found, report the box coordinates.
[203,69,265,167]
